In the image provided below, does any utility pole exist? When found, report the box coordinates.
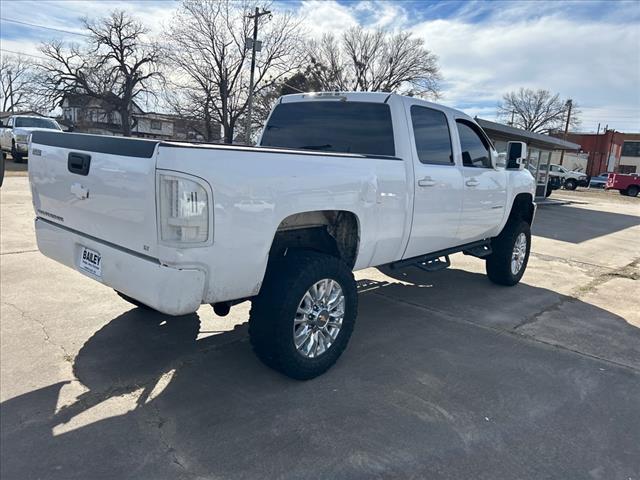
[558,99,573,165]
[509,110,515,126]
[7,70,15,112]
[244,7,271,144]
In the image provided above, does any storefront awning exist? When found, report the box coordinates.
[476,118,581,151]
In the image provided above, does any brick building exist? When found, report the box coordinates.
[553,130,640,176]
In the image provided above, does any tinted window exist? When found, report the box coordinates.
[261,101,395,157]
[410,106,452,165]
[622,141,640,157]
[456,120,491,168]
[15,117,60,130]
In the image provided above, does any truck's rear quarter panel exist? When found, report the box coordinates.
[156,144,410,303]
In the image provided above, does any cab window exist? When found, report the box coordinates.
[261,101,395,157]
[410,106,453,165]
[456,120,492,168]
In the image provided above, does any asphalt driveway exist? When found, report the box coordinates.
[1,178,639,479]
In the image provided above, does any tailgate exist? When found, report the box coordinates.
[29,131,160,257]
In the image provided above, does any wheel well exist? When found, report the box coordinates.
[269,211,360,269]
[508,193,535,225]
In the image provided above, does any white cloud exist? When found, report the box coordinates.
[297,0,359,38]
[1,0,638,132]
[411,15,640,131]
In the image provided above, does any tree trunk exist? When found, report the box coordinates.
[223,122,233,144]
[120,104,131,137]
[204,98,213,142]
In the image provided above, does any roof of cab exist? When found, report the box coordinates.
[278,91,473,121]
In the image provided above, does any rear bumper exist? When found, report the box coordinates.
[35,218,206,315]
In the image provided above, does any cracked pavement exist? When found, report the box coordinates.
[1,177,639,479]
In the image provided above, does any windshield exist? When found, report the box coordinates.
[14,117,61,130]
[261,101,395,157]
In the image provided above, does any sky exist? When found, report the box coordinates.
[1,0,639,132]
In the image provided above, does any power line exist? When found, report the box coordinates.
[0,48,48,60]
[0,18,89,37]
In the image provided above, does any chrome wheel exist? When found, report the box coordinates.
[293,279,345,359]
[511,232,527,275]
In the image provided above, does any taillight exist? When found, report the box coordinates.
[158,173,210,244]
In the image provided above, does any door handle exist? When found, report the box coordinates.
[466,178,480,187]
[418,177,436,187]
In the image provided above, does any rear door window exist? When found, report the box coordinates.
[261,101,395,157]
[410,106,453,165]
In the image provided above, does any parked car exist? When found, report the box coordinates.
[0,115,62,163]
[589,173,611,188]
[539,163,588,190]
[606,173,640,197]
[29,92,536,379]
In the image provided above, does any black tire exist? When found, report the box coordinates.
[628,185,639,197]
[564,178,577,190]
[545,184,552,197]
[249,250,357,380]
[486,220,531,286]
[116,291,154,310]
[11,143,23,163]
[619,189,628,196]
[0,152,4,187]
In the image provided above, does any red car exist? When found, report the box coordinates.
[606,173,640,197]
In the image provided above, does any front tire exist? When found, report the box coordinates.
[486,220,531,286]
[249,250,357,380]
[628,185,639,197]
[11,143,23,163]
[564,178,577,190]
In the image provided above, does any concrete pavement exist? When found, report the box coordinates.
[1,177,639,479]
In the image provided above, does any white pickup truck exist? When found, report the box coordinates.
[29,92,536,379]
[0,115,63,163]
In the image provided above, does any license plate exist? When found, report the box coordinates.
[79,246,102,277]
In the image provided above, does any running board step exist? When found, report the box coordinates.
[415,255,450,272]
[463,243,493,258]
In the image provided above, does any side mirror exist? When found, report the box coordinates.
[506,141,528,170]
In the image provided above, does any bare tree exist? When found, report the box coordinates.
[165,0,304,143]
[0,55,48,113]
[39,11,163,136]
[307,27,441,97]
[498,88,580,134]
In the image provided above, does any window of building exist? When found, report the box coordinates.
[410,106,453,165]
[621,141,640,157]
[619,165,637,174]
[150,120,162,130]
[456,120,492,168]
[261,101,395,157]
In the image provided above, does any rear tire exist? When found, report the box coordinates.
[486,220,531,286]
[619,189,628,196]
[249,250,357,380]
[116,291,154,310]
[628,185,639,197]
[564,178,577,190]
